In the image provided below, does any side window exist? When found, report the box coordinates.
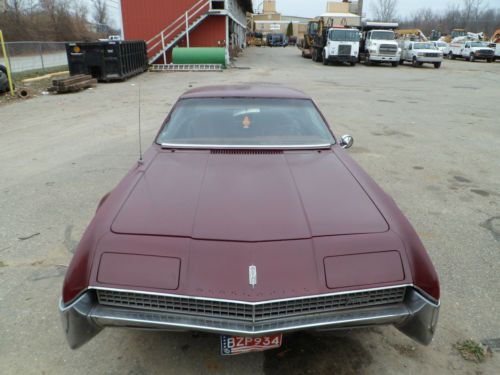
[465,43,470,48]
[367,31,371,40]
[409,44,412,50]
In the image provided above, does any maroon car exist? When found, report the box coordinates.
[60,85,439,354]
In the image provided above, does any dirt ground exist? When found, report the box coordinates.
[0,47,499,375]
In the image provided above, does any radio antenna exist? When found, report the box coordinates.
[137,83,144,165]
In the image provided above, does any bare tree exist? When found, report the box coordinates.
[92,0,108,26]
[399,0,500,38]
[462,0,486,30]
[371,0,398,22]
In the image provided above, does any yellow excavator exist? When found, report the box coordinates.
[442,29,467,43]
[395,29,428,41]
[491,29,500,43]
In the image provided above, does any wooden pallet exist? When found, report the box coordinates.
[48,74,97,94]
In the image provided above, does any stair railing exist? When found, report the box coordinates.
[146,0,212,62]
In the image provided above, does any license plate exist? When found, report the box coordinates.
[220,334,282,355]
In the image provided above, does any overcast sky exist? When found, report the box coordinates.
[272,0,500,18]
[104,0,500,28]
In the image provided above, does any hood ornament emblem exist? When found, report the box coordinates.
[249,265,257,288]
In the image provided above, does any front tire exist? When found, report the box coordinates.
[434,62,441,69]
[391,61,398,67]
[350,61,356,66]
[316,49,323,62]
[470,54,475,62]
[412,57,418,67]
[322,51,328,65]
[487,58,493,63]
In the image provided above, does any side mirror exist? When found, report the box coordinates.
[340,135,354,149]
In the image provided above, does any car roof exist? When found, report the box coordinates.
[179,85,311,100]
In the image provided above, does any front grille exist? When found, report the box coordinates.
[96,287,407,323]
[478,49,494,55]
[379,44,398,55]
[210,149,283,155]
[338,45,352,56]
[424,53,439,57]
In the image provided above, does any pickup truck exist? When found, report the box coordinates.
[491,43,500,61]
[399,41,443,68]
[447,41,495,62]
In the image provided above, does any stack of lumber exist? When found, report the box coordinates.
[48,75,97,94]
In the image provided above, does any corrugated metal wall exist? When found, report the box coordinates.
[121,1,233,63]
[190,16,227,47]
[121,0,205,41]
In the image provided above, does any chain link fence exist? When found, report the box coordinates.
[0,41,68,74]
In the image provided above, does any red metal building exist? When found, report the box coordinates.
[119,0,253,64]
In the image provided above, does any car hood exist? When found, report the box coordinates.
[111,150,388,242]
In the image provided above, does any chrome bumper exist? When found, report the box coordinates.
[369,54,400,62]
[59,288,439,349]
[416,57,443,63]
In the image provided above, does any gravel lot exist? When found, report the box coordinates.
[0,47,499,375]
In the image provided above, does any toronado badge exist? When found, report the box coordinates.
[249,265,257,288]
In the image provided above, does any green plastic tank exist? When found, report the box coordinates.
[172,48,226,67]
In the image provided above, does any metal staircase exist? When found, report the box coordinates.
[146,0,213,64]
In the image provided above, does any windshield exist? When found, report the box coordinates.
[329,29,360,42]
[157,99,335,147]
[414,43,436,49]
[470,42,487,47]
[371,31,395,40]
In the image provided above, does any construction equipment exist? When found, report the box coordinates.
[297,19,321,58]
[247,32,264,47]
[489,29,500,60]
[491,29,500,43]
[395,29,428,42]
[441,29,467,43]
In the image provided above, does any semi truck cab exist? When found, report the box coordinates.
[322,28,360,66]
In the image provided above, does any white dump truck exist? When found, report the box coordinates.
[399,41,444,68]
[447,39,495,62]
[359,22,401,67]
